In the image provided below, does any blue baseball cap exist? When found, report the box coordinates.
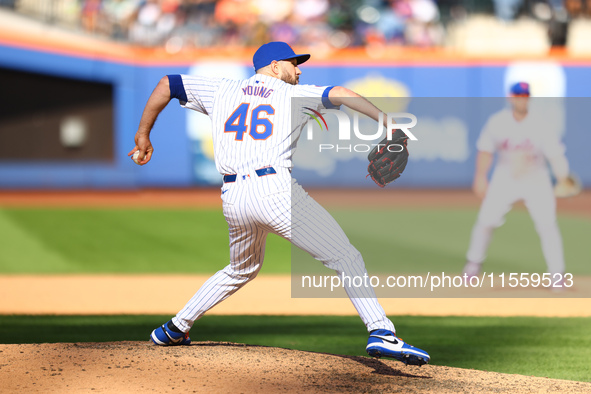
[510,82,530,96]
[253,42,310,71]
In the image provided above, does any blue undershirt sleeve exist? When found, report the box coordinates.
[322,86,340,109]
[167,74,188,104]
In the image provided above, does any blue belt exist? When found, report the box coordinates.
[223,167,276,183]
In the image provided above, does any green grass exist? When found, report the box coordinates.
[0,208,290,273]
[295,208,591,275]
[1,315,590,382]
[0,207,589,275]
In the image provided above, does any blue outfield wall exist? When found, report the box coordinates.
[0,42,589,189]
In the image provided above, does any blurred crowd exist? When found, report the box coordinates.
[74,0,444,49]
[0,0,446,49]
[2,0,590,49]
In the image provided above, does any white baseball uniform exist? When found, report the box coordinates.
[166,73,395,333]
[466,106,568,275]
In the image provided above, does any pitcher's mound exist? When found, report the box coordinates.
[1,341,588,393]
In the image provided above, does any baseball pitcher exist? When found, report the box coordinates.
[130,42,429,365]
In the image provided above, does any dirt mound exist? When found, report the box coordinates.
[1,342,589,393]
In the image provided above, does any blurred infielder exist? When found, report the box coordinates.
[463,82,570,287]
[130,42,429,365]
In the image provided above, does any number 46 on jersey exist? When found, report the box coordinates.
[224,103,274,141]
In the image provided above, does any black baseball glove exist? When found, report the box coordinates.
[367,130,409,188]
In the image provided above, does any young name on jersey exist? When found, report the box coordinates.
[242,85,274,98]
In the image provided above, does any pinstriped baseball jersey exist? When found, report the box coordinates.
[172,73,334,175]
[166,71,395,335]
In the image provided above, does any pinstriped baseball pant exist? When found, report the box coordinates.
[172,174,395,333]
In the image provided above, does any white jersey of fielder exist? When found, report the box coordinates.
[174,73,335,176]
[477,108,565,179]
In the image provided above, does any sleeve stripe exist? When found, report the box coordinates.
[322,86,339,109]
[167,74,188,103]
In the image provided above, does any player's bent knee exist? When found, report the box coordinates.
[322,247,365,271]
[222,264,262,282]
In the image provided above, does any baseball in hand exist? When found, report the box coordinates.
[132,151,142,164]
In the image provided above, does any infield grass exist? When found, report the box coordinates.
[0,208,290,273]
[0,207,589,275]
[0,314,590,383]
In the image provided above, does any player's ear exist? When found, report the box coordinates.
[270,60,281,76]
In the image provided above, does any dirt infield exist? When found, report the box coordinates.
[1,274,590,316]
[2,341,590,393]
